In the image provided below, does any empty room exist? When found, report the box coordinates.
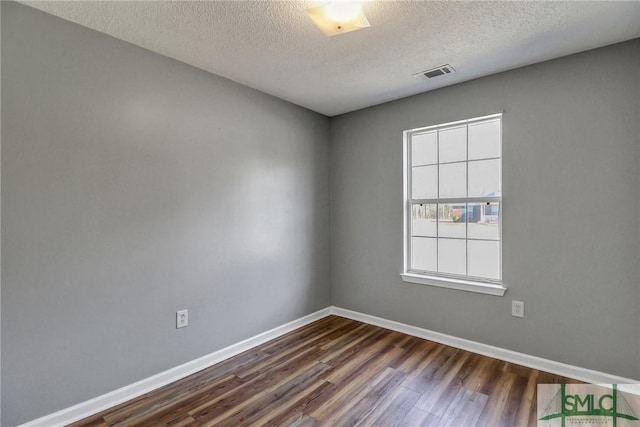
[1,1,640,426]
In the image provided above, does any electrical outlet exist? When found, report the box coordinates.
[176,309,188,329]
[512,301,524,318]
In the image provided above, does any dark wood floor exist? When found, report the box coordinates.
[70,315,581,427]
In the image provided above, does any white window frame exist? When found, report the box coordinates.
[400,113,506,296]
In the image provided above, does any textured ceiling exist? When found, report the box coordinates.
[20,1,640,116]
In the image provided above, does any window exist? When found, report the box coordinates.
[401,113,505,296]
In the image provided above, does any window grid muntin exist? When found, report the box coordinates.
[436,129,440,267]
[465,122,469,275]
[406,113,502,283]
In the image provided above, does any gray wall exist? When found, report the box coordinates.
[1,3,330,425]
[330,39,640,380]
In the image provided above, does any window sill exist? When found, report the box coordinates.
[400,273,506,296]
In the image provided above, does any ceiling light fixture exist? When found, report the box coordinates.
[306,1,370,37]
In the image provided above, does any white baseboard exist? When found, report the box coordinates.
[329,306,639,385]
[18,305,637,427]
[17,307,332,427]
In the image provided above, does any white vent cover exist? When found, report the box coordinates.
[414,65,456,80]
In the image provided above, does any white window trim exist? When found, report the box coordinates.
[400,273,506,296]
[401,113,506,297]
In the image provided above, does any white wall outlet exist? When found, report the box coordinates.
[512,301,524,318]
[176,309,188,329]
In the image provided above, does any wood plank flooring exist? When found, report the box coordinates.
[69,315,582,427]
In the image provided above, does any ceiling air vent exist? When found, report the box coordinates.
[414,64,456,80]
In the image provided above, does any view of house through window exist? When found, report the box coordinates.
[404,114,502,283]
